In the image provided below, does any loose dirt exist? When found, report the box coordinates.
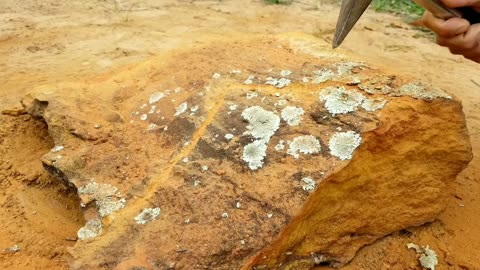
[0,1,478,269]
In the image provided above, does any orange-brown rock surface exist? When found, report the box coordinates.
[21,34,472,270]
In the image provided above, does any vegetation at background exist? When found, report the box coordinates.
[263,0,293,5]
[372,0,424,18]
[264,0,425,18]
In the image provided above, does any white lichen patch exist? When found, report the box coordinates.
[3,245,20,253]
[302,177,316,192]
[212,73,221,79]
[77,219,103,240]
[51,145,64,153]
[246,92,258,99]
[242,141,268,170]
[328,131,362,160]
[174,102,188,116]
[244,75,255,85]
[407,243,421,253]
[135,207,161,225]
[190,105,199,113]
[280,70,292,76]
[274,99,288,107]
[149,92,165,104]
[95,197,127,218]
[274,140,285,151]
[229,104,238,111]
[287,135,322,159]
[230,69,241,74]
[302,77,310,83]
[78,182,126,217]
[313,69,335,84]
[241,106,280,141]
[349,77,361,85]
[266,77,291,88]
[336,62,364,76]
[397,81,452,100]
[225,133,234,140]
[407,243,438,270]
[319,86,365,116]
[361,98,388,112]
[281,106,304,126]
[148,105,156,114]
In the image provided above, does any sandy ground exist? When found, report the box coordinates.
[0,0,478,269]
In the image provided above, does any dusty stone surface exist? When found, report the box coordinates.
[20,34,472,270]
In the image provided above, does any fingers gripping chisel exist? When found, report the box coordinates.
[333,0,480,48]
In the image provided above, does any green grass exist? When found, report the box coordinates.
[264,0,424,18]
[263,0,292,5]
[372,0,425,17]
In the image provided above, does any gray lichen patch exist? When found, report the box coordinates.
[2,245,20,253]
[134,207,161,225]
[149,92,165,104]
[246,92,258,99]
[265,77,291,88]
[174,102,188,116]
[78,181,126,217]
[287,135,322,159]
[228,103,238,112]
[361,98,388,112]
[328,131,362,160]
[244,75,255,85]
[242,141,268,170]
[241,106,280,141]
[274,99,288,107]
[280,70,292,77]
[335,61,364,76]
[301,177,316,192]
[77,219,103,240]
[407,243,438,270]
[319,86,365,116]
[51,145,64,153]
[281,106,304,126]
[395,81,452,100]
[313,69,335,84]
[274,140,285,151]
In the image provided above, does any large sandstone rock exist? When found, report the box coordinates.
[21,34,471,270]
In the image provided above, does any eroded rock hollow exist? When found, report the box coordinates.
[21,34,472,270]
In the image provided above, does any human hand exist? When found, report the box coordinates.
[421,0,480,63]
